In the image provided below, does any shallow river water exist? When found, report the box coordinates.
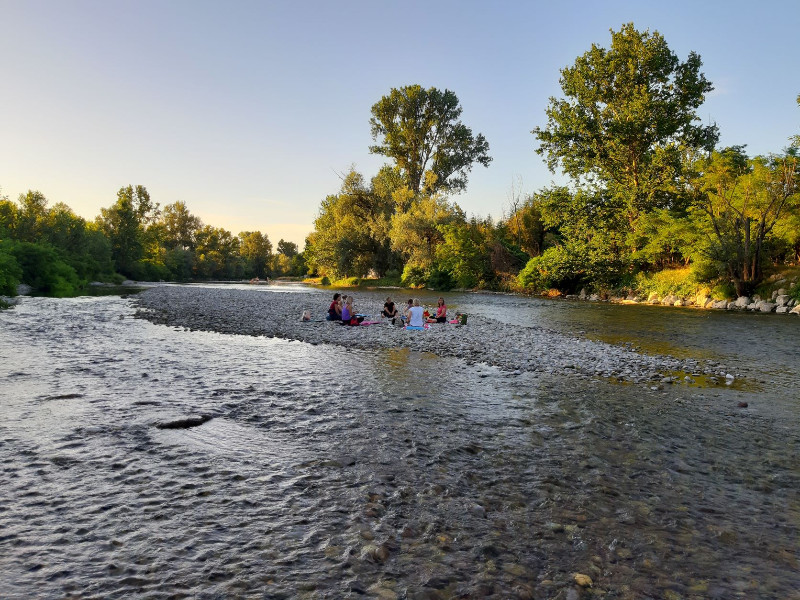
[1,289,798,599]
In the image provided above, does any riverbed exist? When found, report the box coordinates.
[1,285,798,599]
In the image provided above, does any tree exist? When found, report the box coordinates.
[97,185,160,277]
[693,147,800,295]
[239,231,272,278]
[533,23,718,223]
[369,85,492,195]
[389,195,465,273]
[195,225,242,279]
[276,239,298,258]
[306,169,396,278]
[162,201,202,250]
[15,190,49,242]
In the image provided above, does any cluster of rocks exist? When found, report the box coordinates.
[133,285,729,386]
[572,286,800,315]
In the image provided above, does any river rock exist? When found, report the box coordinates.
[733,296,751,308]
[661,295,676,306]
[648,292,659,304]
[711,300,728,310]
[16,284,33,296]
[758,302,777,313]
[589,294,600,301]
[673,299,685,307]
[775,295,789,307]
[790,305,800,315]
[776,306,790,314]
[777,288,787,296]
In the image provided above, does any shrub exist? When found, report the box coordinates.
[633,267,696,299]
[401,264,427,288]
[426,267,455,291]
[711,281,736,300]
[320,276,331,286]
[0,246,22,296]
[517,246,586,292]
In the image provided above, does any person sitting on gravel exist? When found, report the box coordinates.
[341,296,364,326]
[407,298,425,328]
[382,297,399,324]
[426,297,447,323]
[327,293,342,321]
[401,298,414,323]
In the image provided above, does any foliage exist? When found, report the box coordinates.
[96,185,160,277]
[0,243,22,295]
[632,267,698,299]
[400,264,427,287]
[161,201,202,250]
[692,147,800,295]
[239,231,273,279]
[533,23,718,224]
[390,195,465,270]
[517,246,588,292]
[2,240,83,296]
[306,169,397,278]
[369,85,491,195]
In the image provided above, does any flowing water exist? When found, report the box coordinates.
[1,289,798,599]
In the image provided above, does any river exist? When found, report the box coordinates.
[1,286,798,599]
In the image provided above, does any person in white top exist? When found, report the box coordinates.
[407,298,425,327]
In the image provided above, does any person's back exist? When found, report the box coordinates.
[408,305,424,327]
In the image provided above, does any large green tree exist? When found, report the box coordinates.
[693,147,800,295]
[369,85,491,195]
[533,23,718,223]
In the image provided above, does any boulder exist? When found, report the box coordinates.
[673,299,685,307]
[790,305,800,315]
[711,300,728,309]
[579,288,587,300]
[733,296,751,308]
[771,290,778,300]
[16,284,32,296]
[777,288,787,296]
[776,306,790,314]
[662,294,678,306]
[758,302,777,313]
[648,292,660,304]
[775,295,790,307]
[589,294,600,302]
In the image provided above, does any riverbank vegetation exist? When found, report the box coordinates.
[304,24,799,301]
[2,23,798,303]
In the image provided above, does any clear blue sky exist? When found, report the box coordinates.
[1,0,798,246]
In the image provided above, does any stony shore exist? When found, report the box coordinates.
[569,285,800,315]
[133,285,732,385]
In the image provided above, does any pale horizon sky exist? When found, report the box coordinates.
[1,0,798,246]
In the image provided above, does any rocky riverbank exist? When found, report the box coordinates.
[568,284,800,315]
[133,285,732,385]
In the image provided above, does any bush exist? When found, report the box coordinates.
[711,281,736,300]
[5,241,83,296]
[0,246,22,296]
[320,276,331,286]
[517,246,586,292]
[401,264,427,288]
[426,267,455,291]
[633,267,697,299]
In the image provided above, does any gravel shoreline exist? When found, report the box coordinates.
[133,285,728,384]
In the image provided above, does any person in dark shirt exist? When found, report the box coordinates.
[381,296,399,324]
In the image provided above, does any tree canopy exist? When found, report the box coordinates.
[369,85,491,195]
[533,23,719,221]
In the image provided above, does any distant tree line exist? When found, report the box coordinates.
[0,185,305,297]
[305,24,800,297]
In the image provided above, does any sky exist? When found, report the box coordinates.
[1,0,798,246]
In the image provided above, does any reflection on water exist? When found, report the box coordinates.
[0,294,798,598]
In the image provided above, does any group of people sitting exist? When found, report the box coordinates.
[326,293,365,325]
[326,292,447,327]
